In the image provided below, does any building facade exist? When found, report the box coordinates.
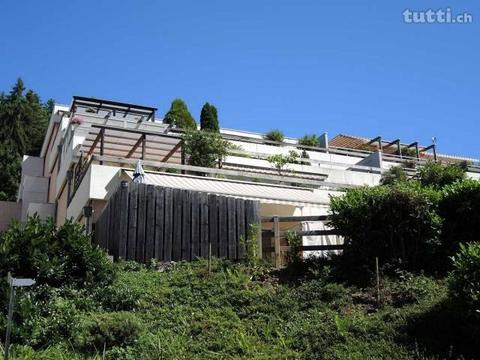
[15,97,480,247]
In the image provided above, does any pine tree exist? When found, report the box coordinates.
[200,102,219,132]
[162,99,197,130]
[0,78,52,200]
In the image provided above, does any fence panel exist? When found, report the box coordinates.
[95,182,260,263]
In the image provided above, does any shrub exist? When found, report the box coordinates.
[448,242,480,314]
[417,161,466,189]
[200,102,219,132]
[329,183,442,281]
[162,99,197,130]
[380,166,408,186]
[298,134,321,147]
[264,129,284,143]
[285,231,302,265]
[15,286,83,346]
[74,312,143,352]
[267,150,299,175]
[439,179,480,264]
[183,129,233,168]
[0,216,114,288]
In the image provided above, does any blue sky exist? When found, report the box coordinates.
[1,0,478,158]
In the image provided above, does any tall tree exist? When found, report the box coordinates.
[0,78,52,200]
[162,99,197,130]
[200,102,219,132]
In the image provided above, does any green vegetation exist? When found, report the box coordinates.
[330,183,442,281]
[163,99,197,130]
[3,257,479,359]
[264,129,285,143]
[0,216,114,288]
[298,134,321,147]
[449,242,480,315]
[182,129,233,168]
[267,150,299,175]
[416,161,466,189]
[380,166,408,186]
[0,212,479,358]
[0,79,52,200]
[200,102,219,132]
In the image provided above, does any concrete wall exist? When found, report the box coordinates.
[0,201,21,232]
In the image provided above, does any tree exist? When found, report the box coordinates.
[0,78,52,200]
[200,102,219,132]
[183,129,233,168]
[0,142,22,201]
[162,99,197,130]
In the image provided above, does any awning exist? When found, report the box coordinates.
[124,170,337,207]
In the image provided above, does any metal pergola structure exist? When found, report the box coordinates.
[365,136,435,160]
[70,96,157,122]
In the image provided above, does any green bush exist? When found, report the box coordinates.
[329,183,442,281]
[73,312,143,352]
[298,134,321,147]
[417,161,466,189]
[183,129,233,168]
[439,179,480,265]
[0,216,114,288]
[448,242,480,314]
[264,129,284,143]
[380,166,408,186]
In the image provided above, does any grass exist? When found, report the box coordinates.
[4,259,479,359]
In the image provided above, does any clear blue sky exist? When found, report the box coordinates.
[1,0,478,158]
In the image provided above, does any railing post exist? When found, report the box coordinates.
[273,215,281,268]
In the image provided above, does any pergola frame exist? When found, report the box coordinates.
[70,96,157,122]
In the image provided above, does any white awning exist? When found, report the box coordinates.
[124,170,337,207]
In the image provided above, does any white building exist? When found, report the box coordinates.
[14,96,480,259]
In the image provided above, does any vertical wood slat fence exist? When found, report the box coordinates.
[94,182,261,263]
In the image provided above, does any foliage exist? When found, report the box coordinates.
[298,133,321,147]
[400,147,418,158]
[0,79,52,200]
[285,231,302,265]
[73,312,143,352]
[439,179,480,264]
[2,259,479,359]
[199,102,219,132]
[267,150,299,175]
[0,216,114,288]
[380,166,408,186]
[241,223,261,266]
[416,161,466,189]
[448,242,480,315]
[0,143,22,200]
[162,98,197,130]
[183,129,234,168]
[329,183,442,282]
[264,129,284,143]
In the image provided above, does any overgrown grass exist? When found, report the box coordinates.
[3,259,479,359]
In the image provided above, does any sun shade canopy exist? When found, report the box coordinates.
[124,170,336,207]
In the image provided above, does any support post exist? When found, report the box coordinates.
[4,285,14,360]
[141,134,146,160]
[273,216,281,268]
[99,128,105,165]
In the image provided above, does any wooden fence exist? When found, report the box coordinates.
[95,182,261,263]
[262,215,344,267]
